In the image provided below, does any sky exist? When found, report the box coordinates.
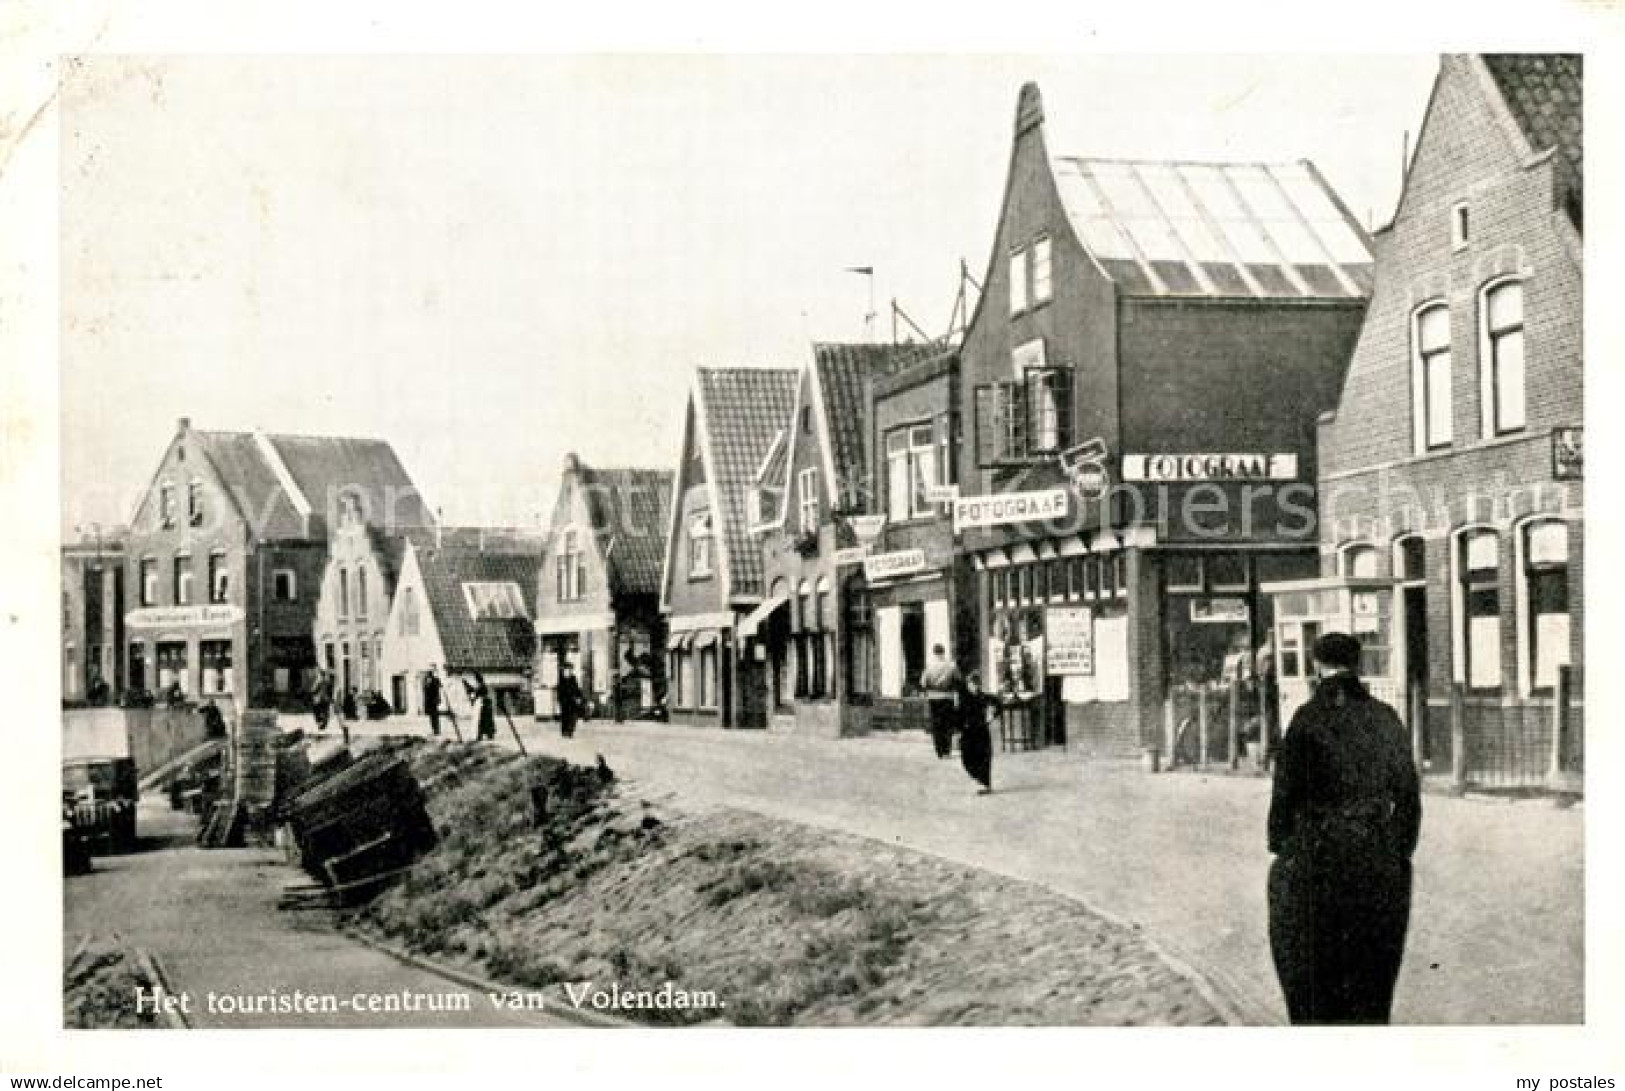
[59,54,1440,537]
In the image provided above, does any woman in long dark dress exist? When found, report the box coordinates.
[958,672,995,795]
[1267,632,1422,1024]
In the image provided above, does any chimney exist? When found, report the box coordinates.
[177,416,191,434]
[1015,81,1045,137]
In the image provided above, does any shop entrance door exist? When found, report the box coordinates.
[900,604,926,695]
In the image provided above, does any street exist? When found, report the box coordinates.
[62,798,575,1028]
[325,710,1583,1026]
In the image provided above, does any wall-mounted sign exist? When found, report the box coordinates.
[1553,427,1582,480]
[923,483,960,504]
[848,514,888,542]
[1045,605,1095,676]
[953,487,1069,532]
[833,546,871,566]
[1189,597,1250,624]
[126,604,244,629]
[1059,437,1111,501]
[1122,453,1298,482]
[862,549,928,583]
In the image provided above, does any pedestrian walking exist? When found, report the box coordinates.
[422,669,444,738]
[465,672,497,742]
[920,644,962,759]
[309,669,333,733]
[556,661,584,740]
[1267,631,1422,1025]
[958,672,995,795]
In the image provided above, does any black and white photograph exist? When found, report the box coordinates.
[3,4,1619,1085]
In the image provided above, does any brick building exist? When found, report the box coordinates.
[660,367,799,728]
[1310,54,1582,788]
[741,342,942,737]
[122,418,432,711]
[311,502,417,704]
[533,454,672,719]
[61,533,125,705]
[954,83,1373,756]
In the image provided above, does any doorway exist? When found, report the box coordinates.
[900,603,926,695]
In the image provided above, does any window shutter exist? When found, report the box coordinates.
[1053,367,1075,451]
[1001,380,1027,462]
[974,384,1000,468]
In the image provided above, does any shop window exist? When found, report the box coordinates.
[846,588,874,698]
[1032,237,1053,304]
[698,644,718,710]
[798,467,820,535]
[885,423,937,522]
[273,568,297,602]
[1016,566,1033,604]
[1083,556,1101,600]
[990,569,1007,609]
[208,551,229,604]
[1482,279,1526,436]
[158,483,176,530]
[187,480,204,527]
[1207,554,1249,592]
[1106,554,1127,600]
[1522,520,1570,693]
[200,639,233,696]
[156,641,188,697]
[1009,247,1028,314]
[1413,303,1453,452]
[139,558,157,607]
[1340,544,1379,579]
[1166,555,1202,593]
[173,555,193,606]
[129,644,147,691]
[688,511,714,579]
[1459,529,1501,691]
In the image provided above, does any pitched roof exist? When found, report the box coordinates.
[1480,54,1583,228]
[695,367,800,598]
[1049,158,1374,300]
[576,464,673,596]
[411,536,542,674]
[189,428,432,540]
[811,342,944,500]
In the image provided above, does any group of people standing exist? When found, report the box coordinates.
[920,644,995,795]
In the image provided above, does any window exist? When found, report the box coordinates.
[798,467,820,535]
[847,588,874,698]
[688,511,714,578]
[399,586,419,636]
[209,551,229,604]
[173,555,193,606]
[1451,202,1470,250]
[1522,521,1570,693]
[156,641,188,696]
[1026,367,1074,454]
[338,567,350,618]
[357,568,369,619]
[885,423,937,522]
[273,568,297,602]
[139,558,157,606]
[337,492,363,527]
[187,480,204,527]
[1341,544,1379,579]
[200,640,233,696]
[1009,248,1028,314]
[698,644,717,709]
[462,581,529,620]
[1395,536,1426,582]
[158,483,176,530]
[1032,237,1053,304]
[935,412,958,508]
[1413,304,1453,451]
[1483,280,1526,436]
[556,528,586,602]
[1459,529,1501,690]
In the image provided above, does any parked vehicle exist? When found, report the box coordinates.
[62,756,139,852]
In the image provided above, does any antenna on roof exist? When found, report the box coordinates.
[436,508,443,551]
[846,266,876,342]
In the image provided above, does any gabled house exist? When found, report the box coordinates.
[742,343,943,737]
[660,367,799,727]
[953,84,1374,756]
[1306,55,1582,789]
[533,453,673,718]
[122,418,431,711]
[379,528,545,720]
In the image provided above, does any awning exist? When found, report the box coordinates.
[738,592,789,640]
[692,630,719,649]
[670,632,694,652]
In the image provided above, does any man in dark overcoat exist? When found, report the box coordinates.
[1267,631,1422,1025]
[556,662,585,739]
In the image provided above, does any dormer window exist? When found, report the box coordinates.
[463,581,529,620]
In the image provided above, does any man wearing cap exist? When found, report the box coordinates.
[1267,631,1422,1024]
[919,644,962,760]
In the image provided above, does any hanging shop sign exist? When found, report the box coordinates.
[923,483,960,504]
[1045,605,1095,676]
[1121,453,1298,482]
[952,487,1069,532]
[848,514,888,542]
[862,549,928,583]
[126,604,244,629]
[833,546,871,566]
[1552,427,1582,480]
[1059,437,1111,502]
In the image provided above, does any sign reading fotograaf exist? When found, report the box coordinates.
[862,549,927,582]
[1122,452,1299,482]
[952,487,1069,532]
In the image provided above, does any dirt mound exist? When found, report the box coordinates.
[356,739,1223,1026]
[64,937,164,1030]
